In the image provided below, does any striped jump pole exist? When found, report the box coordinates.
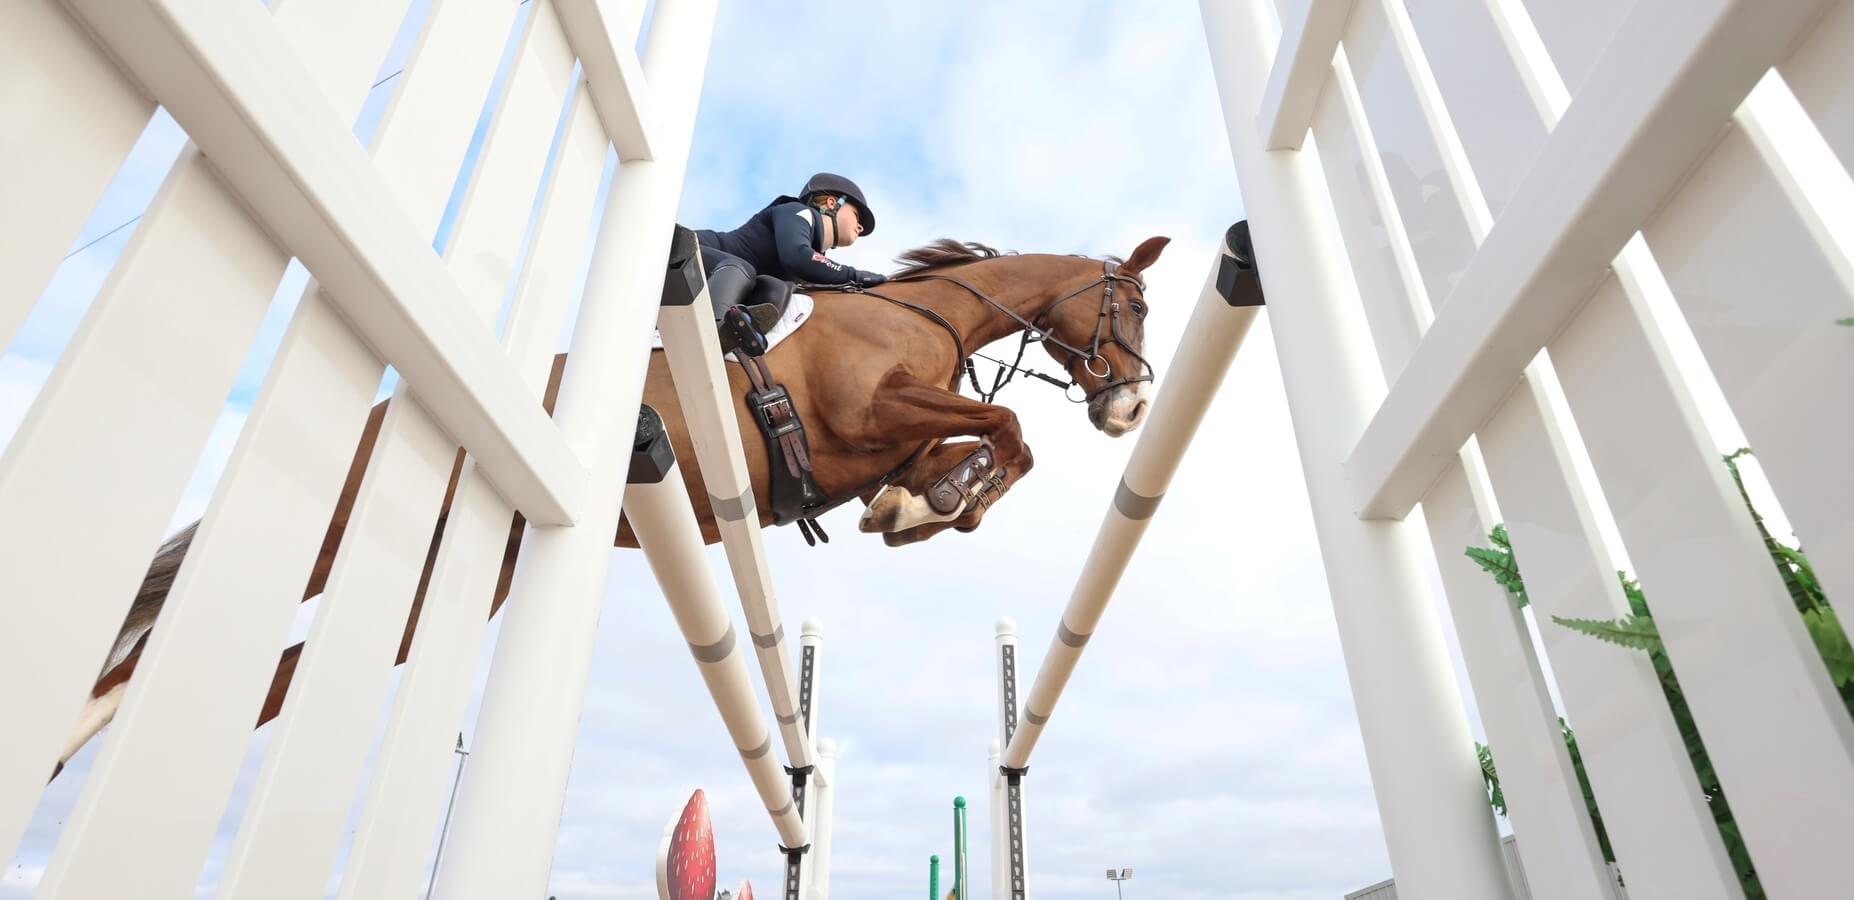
[657,227,816,778]
[995,226,1264,899]
[1001,223,1264,771]
[622,415,808,870]
[657,226,826,900]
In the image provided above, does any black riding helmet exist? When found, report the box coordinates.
[774,172,875,235]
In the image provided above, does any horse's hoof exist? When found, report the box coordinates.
[863,484,964,535]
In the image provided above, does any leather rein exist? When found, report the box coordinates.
[836,259,1156,404]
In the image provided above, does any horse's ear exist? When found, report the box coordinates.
[1122,235,1170,274]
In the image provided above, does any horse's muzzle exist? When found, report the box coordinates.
[1088,382,1153,437]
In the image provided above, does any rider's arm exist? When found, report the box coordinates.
[772,204,884,285]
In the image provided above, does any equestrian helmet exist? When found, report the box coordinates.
[799,172,875,235]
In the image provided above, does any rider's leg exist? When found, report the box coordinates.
[693,241,780,329]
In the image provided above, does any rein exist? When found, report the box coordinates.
[822,260,1155,405]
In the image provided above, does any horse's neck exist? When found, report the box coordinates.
[918,268,1054,348]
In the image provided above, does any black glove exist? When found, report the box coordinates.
[854,270,888,287]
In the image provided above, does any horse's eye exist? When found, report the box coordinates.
[1129,301,1147,318]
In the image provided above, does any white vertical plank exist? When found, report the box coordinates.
[1311,45,1619,899]
[338,17,607,900]
[36,297,383,900]
[215,3,570,894]
[0,144,286,861]
[1551,267,1854,897]
[1340,0,1488,307]
[1479,372,1741,898]
[430,0,720,891]
[1640,81,1854,616]
[1425,450,1620,900]
[1514,0,1639,96]
[1203,3,1514,893]
[1779,1,1854,173]
[0,0,153,351]
[501,89,606,396]
[4,0,414,860]
[214,383,457,900]
[1323,3,1748,889]
[1398,0,1551,216]
[31,0,507,894]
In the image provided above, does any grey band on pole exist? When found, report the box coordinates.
[740,735,774,760]
[753,626,784,649]
[776,711,799,725]
[1024,708,1048,726]
[708,489,757,522]
[769,799,795,818]
[1055,622,1090,649]
[1112,478,1164,520]
[689,625,737,664]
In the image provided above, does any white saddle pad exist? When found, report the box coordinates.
[651,291,817,353]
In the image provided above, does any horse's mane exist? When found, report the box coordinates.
[891,239,1015,276]
[891,239,1123,277]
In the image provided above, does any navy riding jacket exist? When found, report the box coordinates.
[696,201,881,286]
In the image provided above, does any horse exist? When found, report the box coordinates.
[55,235,1169,778]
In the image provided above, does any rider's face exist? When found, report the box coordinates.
[831,202,864,248]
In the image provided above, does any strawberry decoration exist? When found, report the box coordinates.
[656,789,717,900]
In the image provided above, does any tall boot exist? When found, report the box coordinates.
[708,264,769,357]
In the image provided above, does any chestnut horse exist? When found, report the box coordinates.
[56,236,1169,777]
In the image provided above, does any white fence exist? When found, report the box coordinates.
[0,1,789,897]
[1205,0,1854,897]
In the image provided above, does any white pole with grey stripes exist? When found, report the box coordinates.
[1001,224,1264,774]
[623,461,808,852]
[656,228,816,778]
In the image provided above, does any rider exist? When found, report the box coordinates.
[694,173,889,355]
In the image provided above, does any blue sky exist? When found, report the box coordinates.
[0,2,1492,898]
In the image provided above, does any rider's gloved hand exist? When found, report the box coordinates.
[854,270,888,287]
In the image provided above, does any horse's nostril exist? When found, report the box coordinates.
[1132,400,1149,421]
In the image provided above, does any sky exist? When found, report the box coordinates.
[6,1,1799,898]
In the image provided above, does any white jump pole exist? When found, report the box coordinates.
[809,738,837,900]
[656,235,816,777]
[1201,0,1513,895]
[987,741,1005,900]
[794,618,826,900]
[1001,230,1263,774]
[625,451,807,851]
[430,1,717,896]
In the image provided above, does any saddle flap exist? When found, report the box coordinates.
[749,274,795,318]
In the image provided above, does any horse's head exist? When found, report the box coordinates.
[1036,236,1168,437]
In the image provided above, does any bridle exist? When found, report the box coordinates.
[844,259,1156,404]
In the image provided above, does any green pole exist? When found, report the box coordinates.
[953,797,969,900]
[930,854,940,900]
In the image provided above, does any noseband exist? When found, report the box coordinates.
[854,260,1156,404]
[1027,260,1155,402]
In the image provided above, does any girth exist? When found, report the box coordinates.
[738,354,839,545]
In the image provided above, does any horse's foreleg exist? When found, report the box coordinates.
[851,372,1035,537]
